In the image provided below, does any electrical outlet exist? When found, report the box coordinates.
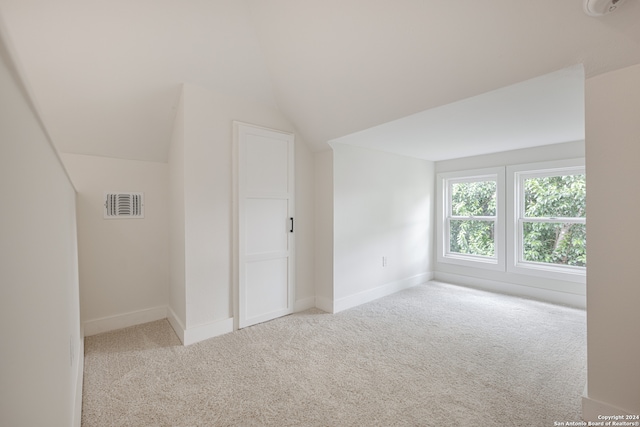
[382,256,387,267]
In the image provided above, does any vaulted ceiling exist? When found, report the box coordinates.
[1,0,639,162]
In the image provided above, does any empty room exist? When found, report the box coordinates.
[1,1,639,426]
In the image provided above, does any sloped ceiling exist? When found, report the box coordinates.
[1,0,639,162]
[332,65,586,161]
[0,0,276,162]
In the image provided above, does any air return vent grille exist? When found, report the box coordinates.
[104,192,144,219]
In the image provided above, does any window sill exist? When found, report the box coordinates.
[508,261,586,284]
[438,253,505,272]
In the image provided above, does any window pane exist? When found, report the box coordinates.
[524,175,585,218]
[449,220,495,257]
[451,181,496,216]
[522,222,586,267]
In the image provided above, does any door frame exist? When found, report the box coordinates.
[232,121,295,330]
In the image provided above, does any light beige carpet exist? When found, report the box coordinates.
[82,281,586,426]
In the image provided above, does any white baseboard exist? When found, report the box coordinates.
[433,272,586,309]
[167,306,233,346]
[73,337,84,427]
[184,318,234,346]
[333,272,433,313]
[294,296,316,312]
[315,296,334,313]
[83,305,234,346]
[83,306,168,337]
[582,395,632,421]
[167,306,186,344]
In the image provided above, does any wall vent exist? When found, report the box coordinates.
[104,192,144,219]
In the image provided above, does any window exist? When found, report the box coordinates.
[508,160,586,281]
[437,159,586,283]
[437,168,505,270]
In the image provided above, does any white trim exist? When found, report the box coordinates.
[183,317,234,346]
[294,296,316,312]
[167,306,186,344]
[83,305,168,337]
[506,158,586,284]
[433,272,586,308]
[315,296,334,313]
[333,272,433,313]
[72,337,84,427]
[437,167,505,271]
[167,307,234,346]
[232,122,240,330]
[582,395,632,421]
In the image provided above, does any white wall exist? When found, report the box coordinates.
[582,63,640,418]
[60,153,170,335]
[0,32,82,427]
[293,131,316,310]
[314,149,334,312]
[168,87,187,329]
[168,83,315,344]
[434,141,586,307]
[332,143,434,312]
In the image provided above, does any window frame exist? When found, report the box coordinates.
[436,167,505,271]
[506,159,586,283]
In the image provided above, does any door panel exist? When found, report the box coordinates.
[245,258,289,322]
[244,198,288,255]
[235,122,294,329]
[245,136,289,194]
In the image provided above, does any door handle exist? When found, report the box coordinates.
[290,217,294,233]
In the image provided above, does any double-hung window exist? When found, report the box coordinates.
[508,160,586,281]
[437,160,585,283]
[437,167,504,270]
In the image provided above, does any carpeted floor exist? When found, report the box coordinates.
[82,281,587,426]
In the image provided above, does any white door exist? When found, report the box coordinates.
[235,122,295,329]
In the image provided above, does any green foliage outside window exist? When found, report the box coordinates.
[449,181,496,257]
[449,219,495,257]
[522,175,586,267]
[448,174,586,267]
